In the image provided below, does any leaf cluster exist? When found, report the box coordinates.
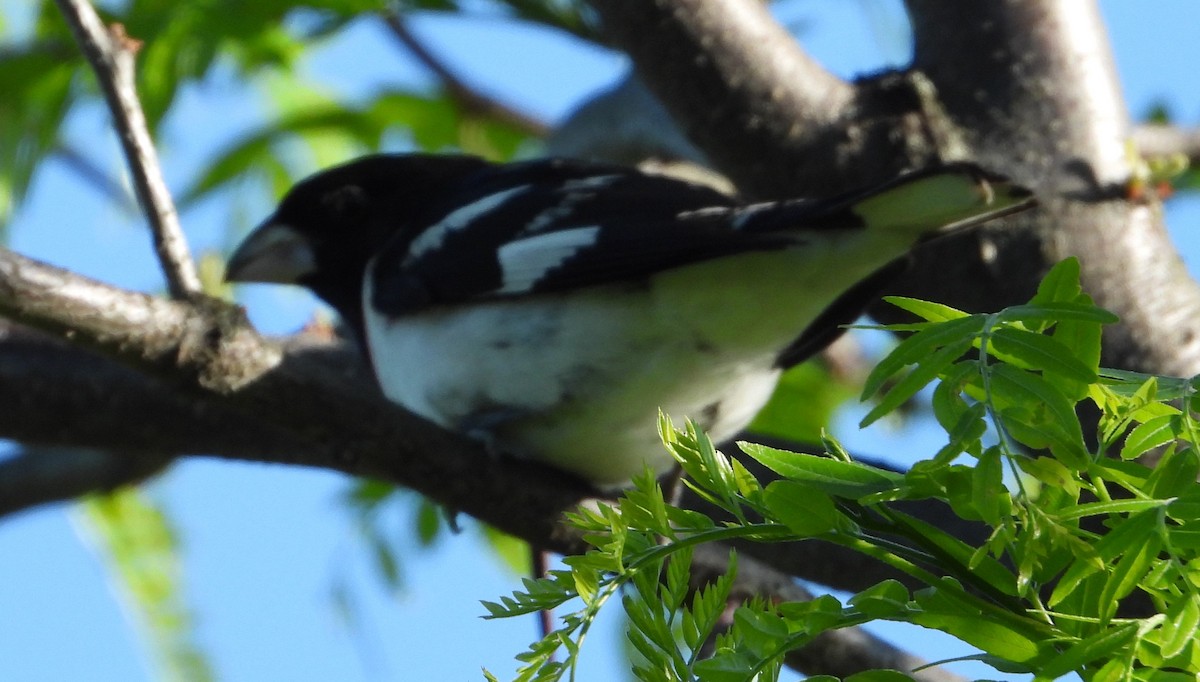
[487,258,1200,682]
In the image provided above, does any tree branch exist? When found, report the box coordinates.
[0,266,981,602]
[0,243,975,575]
[0,447,168,518]
[897,0,1200,376]
[381,11,551,139]
[53,0,201,298]
[546,74,707,165]
[585,0,1200,380]
[0,246,598,552]
[0,254,982,676]
[588,0,859,198]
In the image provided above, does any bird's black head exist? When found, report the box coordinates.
[225,153,491,334]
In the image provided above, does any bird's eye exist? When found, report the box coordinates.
[322,185,368,220]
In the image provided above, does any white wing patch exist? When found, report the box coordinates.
[523,175,620,235]
[496,226,602,294]
[730,201,777,230]
[407,185,530,260]
[675,206,732,221]
[560,174,620,191]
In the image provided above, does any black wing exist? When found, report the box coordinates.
[368,158,805,315]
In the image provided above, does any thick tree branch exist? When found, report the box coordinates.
[546,74,708,165]
[0,247,596,552]
[0,447,168,518]
[0,253,985,677]
[0,267,980,677]
[899,0,1200,376]
[0,247,977,582]
[0,287,980,604]
[588,0,860,197]
[587,0,1200,379]
[53,0,200,298]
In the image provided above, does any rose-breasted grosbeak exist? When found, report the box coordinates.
[226,155,1032,486]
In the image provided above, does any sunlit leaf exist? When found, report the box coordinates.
[739,443,902,499]
[860,338,971,428]
[1036,622,1139,680]
[861,314,985,400]
[988,326,1098,383]
[763,480,847,536]
[1121,414,1180,460]
[79,487,214,682]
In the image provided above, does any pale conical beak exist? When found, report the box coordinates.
[225,221,317,284]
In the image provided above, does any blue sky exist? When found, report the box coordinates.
[3,2,1200,681]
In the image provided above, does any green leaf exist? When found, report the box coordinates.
[763,480,848,536]
[971,445,1010,526]
[988,364,1089,466]
[778,594,844,634]
[849,580,910,618]
[1030,256,1083,305]
[750,362,854,442]
[845,671,915,682]
[861,314,986,400]
[415,496,442,545]
[1053,498,1170,522]
[932,401,988,463]
[1160,597,1200,659]
[892,511,1018,596]
[1167,486,1200,522]
[911,584,1043,663]
[739,443,903,499]
[988,326,1098,383]
[1121,414,1180,460]
[0,47,75,225]
[80,487,214,682]
[693,651,757,682]
[1016,456,1080,497]
[1098,521,1162,621]
[860,339,972,427]
[1151,447,1200,499]
[1100,369,1192,400]
[1036,622,1139,680]
[1050,304,1106,393]
[997,302,1120,325]
[880,296,970,323]
[989,365,1079,434]
[732,606,789,657]
[930,362,976,432]
[1050,509,1161,606]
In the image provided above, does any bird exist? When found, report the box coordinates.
[225,154,1033,487]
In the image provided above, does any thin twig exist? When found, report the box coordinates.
[53,0,201,298]
[381,12,551,139]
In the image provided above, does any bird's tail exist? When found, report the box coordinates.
[736,163,1036,236]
